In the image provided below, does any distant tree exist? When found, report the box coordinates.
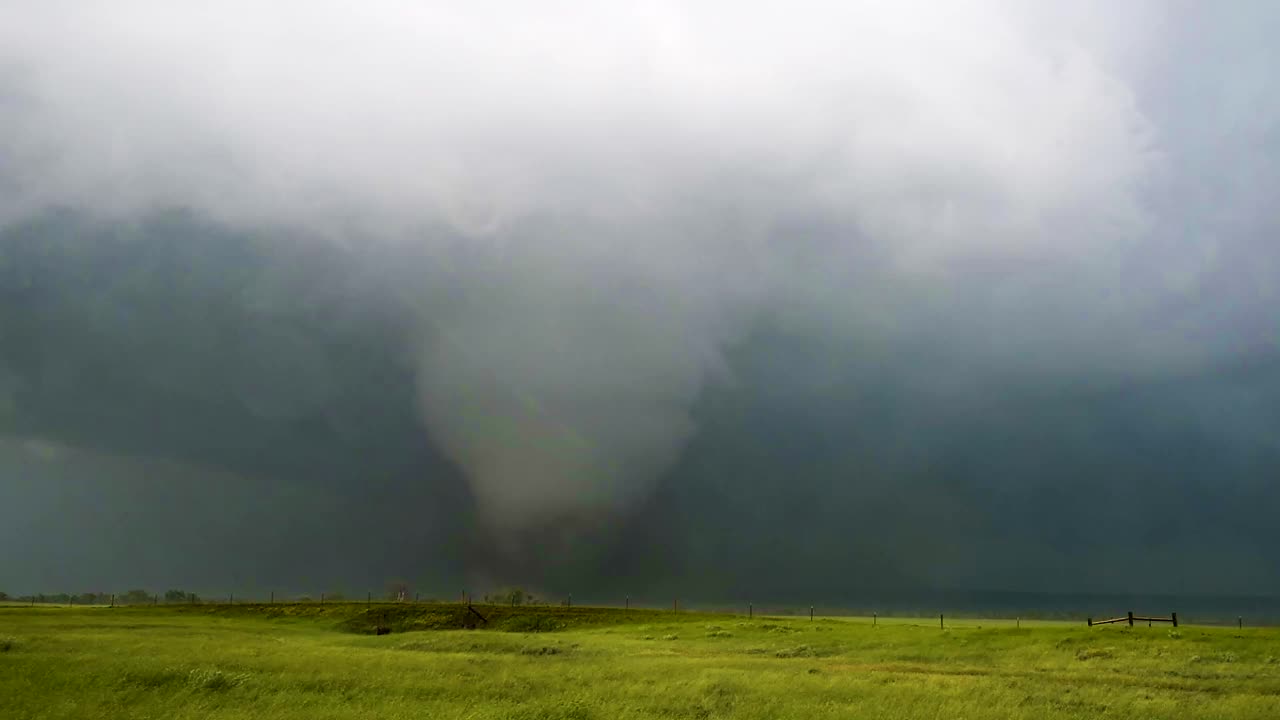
[496,588,528,606]
[386,581,411,602]
[163,589,190,603]
[0,591,9,601]
[122,589,152,605]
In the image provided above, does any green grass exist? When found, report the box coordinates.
[1,603,1278,719]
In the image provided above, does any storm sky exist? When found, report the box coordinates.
[1,1,1278,601]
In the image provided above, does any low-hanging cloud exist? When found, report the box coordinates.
[2,0,1276,541]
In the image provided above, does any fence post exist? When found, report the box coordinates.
[1016,617,1020,629]
[270,591,274,604]
[749,603,753,620]
[1171,612,1178,628]
[367,591,371,607]
[625,596,630,610]
[321,593,325,605]
[673,599,678,612]
[1238,616,1243,629]
[1127,611,1134,627]
[229,593,233,605]
[1087,617,1093,626]
[110,594,115,608]
[567,594,571,609]
[940,613,944,630]
[873,612,877,627]
[810,606,814,621]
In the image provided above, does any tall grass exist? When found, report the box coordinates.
[1,604,1277,719]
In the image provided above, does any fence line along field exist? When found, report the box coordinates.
[1,602,1278,719]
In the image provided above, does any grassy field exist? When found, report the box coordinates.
[1,603,1277,719]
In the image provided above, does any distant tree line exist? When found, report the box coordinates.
[1,585,544,606]
[482,588,536,606]
[0,589,204,605]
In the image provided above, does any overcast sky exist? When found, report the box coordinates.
[1,1,1277,602]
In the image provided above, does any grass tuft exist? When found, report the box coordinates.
[186,667,251,690]
[121,666,250,691]
[1075,647,1114,661]
[520,646,564,656]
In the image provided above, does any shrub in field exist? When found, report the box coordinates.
[0,636,16,651]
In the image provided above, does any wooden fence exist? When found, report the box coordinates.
[1088,611,1177,627]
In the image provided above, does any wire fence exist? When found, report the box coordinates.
[3,591,1275,627]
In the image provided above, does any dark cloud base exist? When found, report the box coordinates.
[2,211,1277,604]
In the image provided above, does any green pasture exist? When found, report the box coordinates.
[1,603,1277,719]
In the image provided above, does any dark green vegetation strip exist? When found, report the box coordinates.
[35,601,704,634]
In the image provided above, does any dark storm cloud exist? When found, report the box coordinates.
[0,1,1277,598]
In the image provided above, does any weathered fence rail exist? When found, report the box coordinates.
[1088,611,1177,627]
